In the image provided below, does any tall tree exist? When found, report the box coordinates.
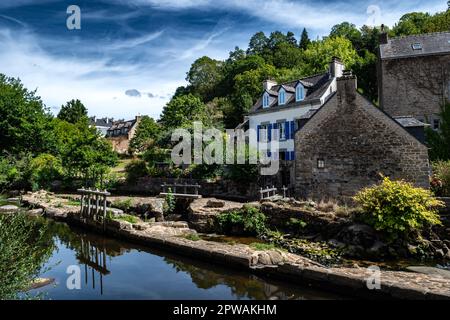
[247,32,269,56]
[186,56,223,102]
[329,22,362,52]
[299,28,311,50]
[58,99,88,124]
[159,94,208,128]
[129,116,160,153]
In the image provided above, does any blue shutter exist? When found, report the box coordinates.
[257,125,260,142]
[285,151,291,161]
[267,151,271,157]
[290,121,295,139]
[285,121,290,140]
[268,124,272,141]
[291,151,295,160]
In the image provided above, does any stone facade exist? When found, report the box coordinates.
[106,116,141,154]
[294,74,431,201]
[378,32,450,127]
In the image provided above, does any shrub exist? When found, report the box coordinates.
[432,161,450,197]
[124,159,148,183]
[163,188,176,215]
[353,177,444,241]
[29,154,63,190]
[114,214,139,224]
[216,205,267,236]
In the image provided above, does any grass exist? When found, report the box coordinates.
[114,214,139,224]
[112,198,133,211]
[111,158,134,174]
[66,200,80,206]
[184,234,201,241]
[249,242,279,251]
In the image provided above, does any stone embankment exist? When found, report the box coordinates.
[20,191,450,300]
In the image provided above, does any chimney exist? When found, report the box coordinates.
[379,24,388,45]
[337,70,357,103]
[329,56,344,78]
[263,79,277,91]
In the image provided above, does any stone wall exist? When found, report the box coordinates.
[294,75,431,201]
[380,54,450,122]
[116,177,260,201]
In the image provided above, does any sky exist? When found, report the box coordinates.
[0,0,447,120]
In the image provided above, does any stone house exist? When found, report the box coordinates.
[378,31,450,130]
[106,116,141,154]
[246,57,345,187]
[89,116,114,136]
[294,73,430,201]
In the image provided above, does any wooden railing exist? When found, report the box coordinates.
[259,185,290,200]
[160,183,201,199]
[77,188,111,228]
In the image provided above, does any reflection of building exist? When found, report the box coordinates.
[89,116,114,136]
[106,116,141,154]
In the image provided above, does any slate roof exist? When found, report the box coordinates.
[108,119,136,131]
[250,72,333,114]
[393,116,428,128]
[380,31,450,60]
[89,117,114,128]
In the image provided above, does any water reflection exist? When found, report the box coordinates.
[35,220,342,300]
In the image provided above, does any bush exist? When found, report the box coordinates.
[217,205,267,236]
[29,154,63,190]
[431,161,450,197]
[353,177,444,241]
[124,159,148,182]
[163,188,176,215]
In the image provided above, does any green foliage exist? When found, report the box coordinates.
[0,212,55,299]
[391,11,450,36]
[163,188,176,215]
[216,205,267,237]
[431,161,450,197]
[57,99,88,124]
[159,94,209,128]
[249,242,278,251]
[184,233,201,241]
[186,56,224,102]
[426,102,450,161]
[114,214,139,224]
[353,177,444,241]
[0,74,53,155]
[129,116,160,154]
[112,198,133,211]
[299,28,311,50]
[29,154,63,190]
[124,159,148,183]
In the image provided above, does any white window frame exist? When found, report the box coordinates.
[263,92,270,108]
[278,88,286,105]
[278,121,286,141]
[296,84,304,101]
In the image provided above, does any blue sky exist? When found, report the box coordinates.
[0,0,447,120]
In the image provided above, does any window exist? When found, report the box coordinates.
[317,159,325,169]
[296,84,304,101]
[260,124,268,142]
[412,43,422,50]
[278,88,286,105]
[278,122,286,140]
[263,93,270,108]
[433,119,440,130]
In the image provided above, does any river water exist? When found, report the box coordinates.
[29,220,344,300]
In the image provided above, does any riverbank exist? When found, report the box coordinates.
[20,191,450,300]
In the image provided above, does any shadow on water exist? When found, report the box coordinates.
[30,219,345,300]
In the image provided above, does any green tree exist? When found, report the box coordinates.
[299,28,311,50]
[426,102,450,161]
[0,74,52,155]
[159,94,208,128]
[247,31,269,56]
[129,116,160,153]
[57,99,88,124]
[330,22,362,52]
[186,56,223,102]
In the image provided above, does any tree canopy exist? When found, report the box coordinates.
[57,99,88,124]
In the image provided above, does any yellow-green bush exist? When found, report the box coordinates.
[354,177,444,240]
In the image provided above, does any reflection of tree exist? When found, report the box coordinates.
[0,213,56,299]
[164,258,297,300]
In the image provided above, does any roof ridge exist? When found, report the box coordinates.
[277,71,328,86]
[388,31,450,41]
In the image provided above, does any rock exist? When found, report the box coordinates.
[407,266,450,280]
[160,221,189,229]
[337,224,378,249]
[368,241,387,255]
[28,208,44,216]
[257,252,272,265]
[133,223,149,231]
[165,214,183,221]
[6,197,20,203]
[206,199,226,208]
[436,249,445,259]
[0,205,19,213]
[107,219,133,231]
[267,250,284,265]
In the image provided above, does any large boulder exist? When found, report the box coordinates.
[0,205,19,214]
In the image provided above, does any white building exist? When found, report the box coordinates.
[247,57,345,162]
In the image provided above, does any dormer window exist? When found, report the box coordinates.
[279,88,286,105]
[263,92,270,108]
[296,84,304,102]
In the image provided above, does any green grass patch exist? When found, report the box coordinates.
[112,198,133,211]
[249,242,278,251]
[66,200,80,206]
[114,214,139,224]
[184,234,201,241]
